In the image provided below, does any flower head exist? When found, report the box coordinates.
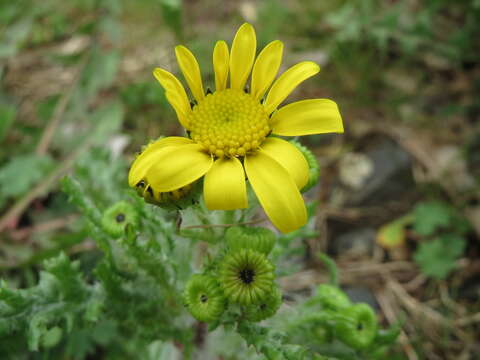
[184,274,226,322]
[244,285,282,322]
[101,201,139,237]
[219,249,275,305]
[129,23,343,233]
[334,303,378,350]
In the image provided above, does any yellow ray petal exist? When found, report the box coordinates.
[147,144,213,192]
[251,40,283,100]
[229,23,256,90]
[204,157,248,210]
[270,99,344,136]
[153,68,191,129]
[175,45,205,102]
[128,137,193,187]
[260,137,309,190]
[263,61,320,114]
[244,151,307,233]
[213,41,230,92]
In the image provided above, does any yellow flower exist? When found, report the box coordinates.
[128,23,343,233]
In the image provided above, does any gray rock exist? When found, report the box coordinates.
[342,138,415,207]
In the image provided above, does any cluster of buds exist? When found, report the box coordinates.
[184,226,282,323]
[304,284,399,353]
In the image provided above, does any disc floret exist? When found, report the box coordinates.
[188,89,270,158]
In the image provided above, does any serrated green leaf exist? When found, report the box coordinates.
[44,252,87,301]
[413,201,452,236]
[414,234,466,279]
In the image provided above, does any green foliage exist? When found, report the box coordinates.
[0,154,54,203]
[284,284,399,360]
[413,201,454,236]
[378,200,471,280]
[413,201,470,236]
[0,252,99,353]
[411,201,470,279]
[237,321,313,360]
[414,234,466,280]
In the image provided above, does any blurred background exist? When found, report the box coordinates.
[1,0,479,358]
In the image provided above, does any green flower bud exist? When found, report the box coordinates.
[334,303,378,350]
[244,285,282,322]
[225,226,276,255]
[184,274,226,323]
[315,284,351,311]
[101,201,139,237]
[219,249,275,305]
[290,140,320,192]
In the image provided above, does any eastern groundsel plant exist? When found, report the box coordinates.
[128,22,344,233]
[0,23,399,360]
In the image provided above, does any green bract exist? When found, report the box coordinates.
[184,275,226,323]
[136,178,199,211]
[244,285,282,322]
[225,226,276,255]
[290,140,320,192]
[219,249,275,305]
[101,201,139,237]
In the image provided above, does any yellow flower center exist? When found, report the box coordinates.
[188,89,270,158]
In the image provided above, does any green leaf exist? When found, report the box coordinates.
[414,234,466,279]
[413,201,452,236]
[0,153,54,198]
[43,252,88,302]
